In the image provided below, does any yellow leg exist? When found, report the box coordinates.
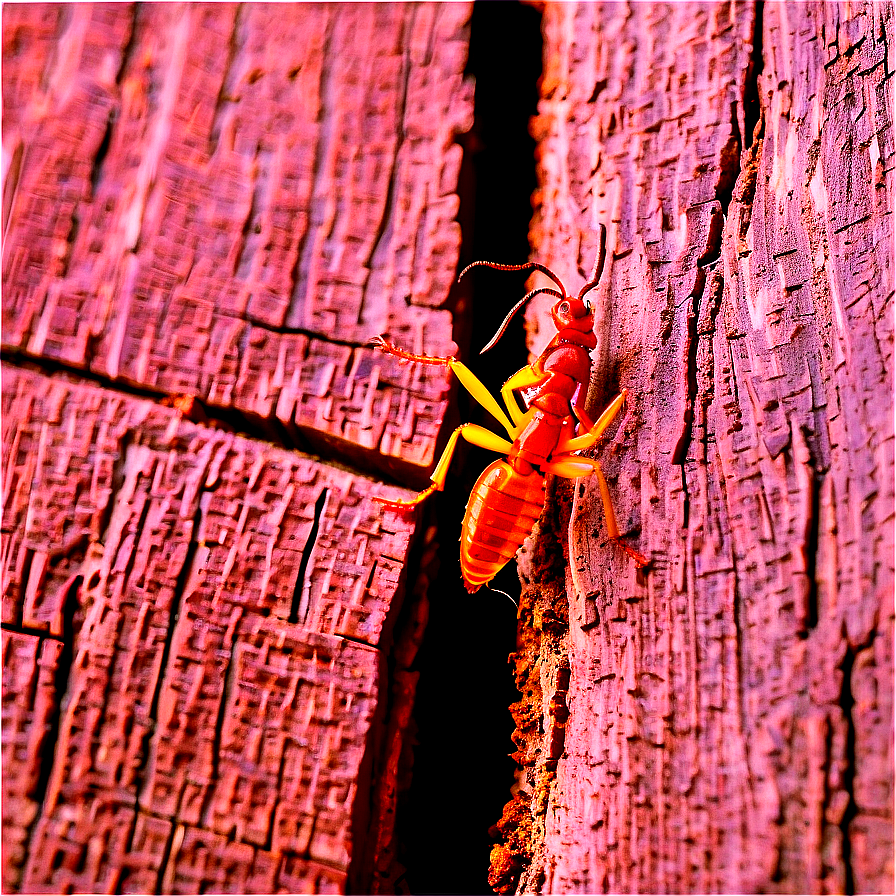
[449,361,516,437]
[372,336,517,437]
[500,365,543,426]
[375,423,513,511]
[544,454,648,567]
[572,402,595,432]
[555,390,626,454]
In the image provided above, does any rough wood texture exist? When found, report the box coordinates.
[3,2,473,479]
[1,365,417,893]
[492,2,894,894]
[2,631,64,882]
[2,3,472,892]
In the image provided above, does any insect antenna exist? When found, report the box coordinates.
[480,286,564,354]
[486,584,519,610]
[458,259,568,296]
[576,223,608,304]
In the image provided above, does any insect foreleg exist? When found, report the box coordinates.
[371,336,516,438]
[374,423,513,511]
[555,390,627,454]
[448,361,517,437]
[500,365,543,425]
[370,336,455,367]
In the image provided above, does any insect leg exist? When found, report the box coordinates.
[372,336,517,436]
[554,390,627,454]
[447,361,517,437]
[543,455,648,567]
[370,336,455,367]
[375,423,513,511]
[500,365,543,426]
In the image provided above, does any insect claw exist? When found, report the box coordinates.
[613,537,650,568]
[373,483,438,512]
[373,496,417,513]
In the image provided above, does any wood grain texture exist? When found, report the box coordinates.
[2,3,473,891]
[1,365,419,893]
[1,632,64,885]
[3,368,413,892]
[493,2,894,893]
[2,2,473,478]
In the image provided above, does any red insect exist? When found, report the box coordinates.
[373,226,647,593]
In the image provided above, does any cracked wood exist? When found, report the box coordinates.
[493,3,894,894]
[1,3,472,893]
[2,3,473,480]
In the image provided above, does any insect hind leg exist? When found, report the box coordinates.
[544,454,648,567]
[375,423,513,511]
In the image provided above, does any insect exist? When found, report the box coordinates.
[372,225,647,593]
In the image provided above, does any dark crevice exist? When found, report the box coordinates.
[839,642,857,895]
[28,574,79,815]
[264,749,289,853]
[0,622,64,640]
[9,549,33,630]
[290,488,329,624]
[715,103,742,214]
[113,6,140,88]
[199,619,242,830]
[697,203,725,267]
[671,275,703,469]
[743,1,765,151]
[398,3,541,894]
[151,825,176,895]
[801,432,822,633]
[89,112,114,196]
[136,508,202,803]
[116,501,202,879]
[803,474,821,631]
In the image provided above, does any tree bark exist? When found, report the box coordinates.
[490,2,894,894]
[1,4,472,893]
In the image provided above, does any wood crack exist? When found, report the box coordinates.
[838,641,858,896]
[23,577,78,842]
[290,488,329,625]
[0,350,415,490]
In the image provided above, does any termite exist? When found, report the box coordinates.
[372,225,647,593]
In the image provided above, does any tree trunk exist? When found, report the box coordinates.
[490,2,893,894]
[1,4,471,892]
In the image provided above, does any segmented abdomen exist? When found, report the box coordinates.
[460,460,546,593]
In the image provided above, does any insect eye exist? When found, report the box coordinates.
[558,302,570,314]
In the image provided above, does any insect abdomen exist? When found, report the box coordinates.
[460,460,546,593]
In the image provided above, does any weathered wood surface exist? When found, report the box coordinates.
[2,365,415,893]
[2,3,473,893]
[3,2,472,479]
[491,2,894,894]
